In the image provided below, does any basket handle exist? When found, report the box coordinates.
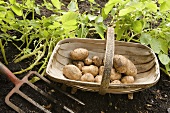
[99,27,115,95]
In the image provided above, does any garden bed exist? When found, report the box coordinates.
[0,0,170,113]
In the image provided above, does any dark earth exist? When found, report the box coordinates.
[0,0,170,113]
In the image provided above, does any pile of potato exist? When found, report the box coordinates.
[63,48,137,84]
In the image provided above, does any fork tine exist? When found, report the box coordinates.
[28,71,85,106]
[17,90,52,113]
[26,82,74,113]
[5,93,25,113]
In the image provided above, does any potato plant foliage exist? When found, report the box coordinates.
[0,0,169,79]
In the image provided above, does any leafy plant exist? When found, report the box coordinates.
[102,0,170,76]
[0,0,170,78]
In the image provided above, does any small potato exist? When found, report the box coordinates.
[111,80,122,84]
[113,55,137,76]
[80,73,95,82]
[92,56,103,67]
[63,65,82,80]
[84,58,93,65]
[99,66,121,81]
[94,75,102,83]
[72,61,84,70]
[70,48,89,60]
[121,76,135,84]
[110,68,122,81]
[82,65,98,76]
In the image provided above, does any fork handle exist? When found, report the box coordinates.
[0,62,21,85]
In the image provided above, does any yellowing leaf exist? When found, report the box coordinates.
[119,7,135,16]
[9,0,16,4]
[145,1,158,12]
[61,12,78,24]
[51,0,61,9]
[160,1,170,12]
[11,5,23,16]
[132,21,143,33]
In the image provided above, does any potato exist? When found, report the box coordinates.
[63,65,82,80]
[99,66,121,81]
[110,69,122,81]
[111,80,122,84]
[121,76,135,84]
[92,56,103,67]
[113,55,137,76]
[84,58,93,65]
[82,65,98,76]
[80,73,95,82]
[94,75,102,83]
[72,61,84,70]
[99,66,104,75]
[70,48,89,60]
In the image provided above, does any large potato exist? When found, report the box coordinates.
[113,55,137,76]
[63,65,82,80]
[80,73,95,82]
[70,48,89,60]
[82,65,98,76]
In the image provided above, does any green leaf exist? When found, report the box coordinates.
[88,0,95,3]
[165,63,170,72]
[63,19,77,26]
[51,0,61,9]
[67,1,78,11]
[150,38,161,54]
[0,1,6,4]
[95,24,105,39]
[63,25,77,31]
[158,0,164,4]
[119,7,135,16]
[6,10,15,19]
[160,1,170,12]
[132,20,143,33]
[140,33,152,45]
[145,1,158,12]
[61,12,78,24]
[95,15,103,23]
[158,38,168,54]
[158,53,170,65]
[42,30,49,37]
[116,29,124,41]
[102,0,120,19]
[11,5,23,16]
[0,6,6,11]
[87,14,97,21]
[9,0,16,4]
[77,27,89,38]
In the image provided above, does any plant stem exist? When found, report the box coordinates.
[0,39,8,64]
[14,44,44,63]
[13,43,47,74]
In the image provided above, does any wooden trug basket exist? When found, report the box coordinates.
[46,27,160,98]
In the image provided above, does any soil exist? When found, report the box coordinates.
[0,0,170,113]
